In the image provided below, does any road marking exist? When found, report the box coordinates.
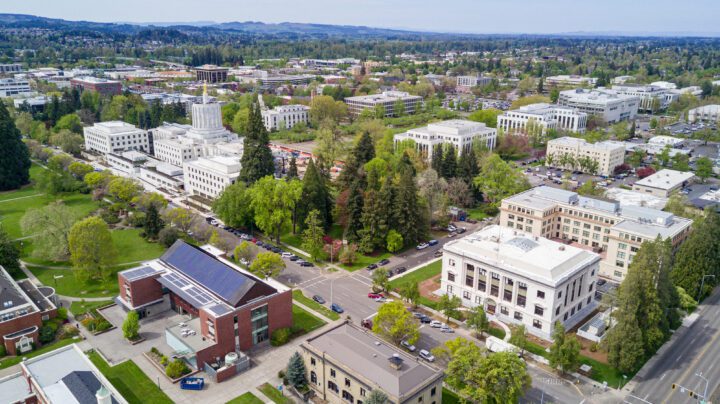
[675,356,682,363]
[660,373,667,381]
[709,363,715,371]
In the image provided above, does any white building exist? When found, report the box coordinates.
[456,75,491,92]
[546,137,626,176]
[441,225,600,340]
[0,78,32,97]
[261,104,310,131]
[139,163,184,193]
[632,169,695,198]
[497,103,587,135]
[648,135,684,148]
[83,121,149,155]
[0,63,22,75]
[546,75,597,87]
[344,91,423,117]
[184,156,241,200]
[612,84,678,112]
[558,88,639,123]
[688,105,720,123]
[393,119,496,159]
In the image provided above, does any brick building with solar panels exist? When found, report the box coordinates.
[116,240,292,372]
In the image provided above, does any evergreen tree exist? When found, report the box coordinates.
[286,352,308,389]
[143,204,164,240]
[378,175,396,232]
[355,131,376,166]
[441,144,458,178]
[297,159,332,230]
[344,180,365,242]
[239,103,275,184]
[0,102,31,191]
[0,227,21,275]
[365,390,389,404]
[359,188,387,252]
[457,149,479,184]
[393,162,423,246]
[629,120,636,138]
[671,209,720,300]
[287,156,298,180]
[430,145,444,173]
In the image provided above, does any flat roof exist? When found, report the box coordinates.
[303,322,442,399]
[0,373,32,403]
[444,225,600,286]
[634,169,695,190]
[0,265,35,313]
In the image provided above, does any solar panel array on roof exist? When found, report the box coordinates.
[122,266,159,281]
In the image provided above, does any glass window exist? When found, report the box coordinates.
[533,319,542,329]
[534,305,544,316]
[537,290,545,299]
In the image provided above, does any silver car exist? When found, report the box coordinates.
[419,349,435,362]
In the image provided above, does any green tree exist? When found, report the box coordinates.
[548,322,580,374]
[372,300,420,345]
[122,310,140,340]
[67,162,94,180]
[21,202,81,261]
[302,210,325,262]
[399,280,420,307]
[297,159,332,231]
[163,207,197,234]
[233,241,257,265]
[372,267,390,293]
[143,203,164,240]
[158,227,180,248]
[695,156,713,182]
[359,188,387,252]
[671,209,720,301]
[509,325,529,357]
[250,177,303,243]
[474,153,530,206]
[231,107,250,134]
[84,170,113,190]
[285,352,308,389]
[438,294,461,323]
[385,230,403,253]
[344,180,365,242]
[249,251,286,279]
[393,99,405,117]
[374,104,386,119]
[107,177,142,204]
[441,144,458,178]
[628,150,646,168]
[550,88,560,103]
[0,227,21,275]
[286,156,298,180]
[0,101,31,191]
[657,145,671,167]
[467,108,501,128]
[393,156,424,246]
[431,145,444,172]
[53,113,83,133]
[466,305,489,338]
[365,390,389,404]
[68,216,117,283]
[309,95,347,125]
[240,103,275,184]
[49,129,84,155]
[577,180,603,197]
[213,182,253,229]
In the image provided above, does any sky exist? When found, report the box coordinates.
[5,0,720,35]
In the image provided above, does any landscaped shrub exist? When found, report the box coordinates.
[270,327,293,346]
[39,325,56,343]
[94,320,112,332]
[151,347,161,356]
[158,227,181,248]
[160,355,169,366]
[61,324,80,338]
[81,317,94,329]
[56,307,68,321]
[0,345,6,357]
[165,359,190,379]
[129,212,146,227]
[590,342,599,352]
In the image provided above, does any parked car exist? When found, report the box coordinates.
[281,252,293,258]
[428,239,439,246]
[368,293,384,299]
[466,218,478,224]
[401,340,417,352]
[394,266,407,274]
[331,303,344,313]
[416,242,429,250]
[434,250,443,258]
[366,263,378,271]
[361,319,372,329]
[378,259,390,266]
[441,324,455,333]
[239,258,249,266]
[412,312,424,319]
[456,227,467,234]
[271,247,282,254]
[448,231,457,237]
[430,320,443,328]
[447,224,457,232]
[419,315,432,324]
[313,295,326,304]
[419,349,435,362]
[299,261,314,267]
[255,241,264,247]
[288,255,300,261]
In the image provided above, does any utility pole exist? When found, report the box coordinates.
[697,274,715,302]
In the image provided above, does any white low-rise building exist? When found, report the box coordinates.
[688,105,720,123]
[558,88,639,123]
[261,104,309,131]
[393,119,496,160]
[648,135,684,148]
[497,103,587,135]
[612,84,678,112]
[456,75,491,92]
[546,75,597,87]
[441,225,600,340]
[83,121,149,155]
[184,156,241,200]
[546,137,625,176]
[632,169,695,198]
[344,91,422,117]
[0,78,33,97]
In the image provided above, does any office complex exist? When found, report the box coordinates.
[497,103,588,135]
[184,156,241,200]
[261,104,310,131]
[499,186,692,282]
[441,225,600,340]
[546,136,626,176]
[688,105,720,123]
[70,76,122,96]
[393,119,496,159]
[344,91,422,117]
[632,169,695,198]
[0,63,22,75]
[0,78,33,97]
[558,88,639,123]
[612,84,679,112]
[546,75,597,87]
[301,321,444,404]
[83,121,150,155]
[456,75,492,92]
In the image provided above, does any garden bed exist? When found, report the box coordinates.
[145,347,195,383]
[77,303,116,335]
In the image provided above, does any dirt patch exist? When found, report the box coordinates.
[577,335,609,363]
[419,274,441,302]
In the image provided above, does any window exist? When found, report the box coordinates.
[490,285,499,297]
[360,388,366,397]
[588,282,594,292]
[503,289,513,302]
[447,272,456,282]
[311,371,318,384]
[491,272,500,280]
[533,319,542,329]
[617,252,626,259]
[449,259,456,267]
[514,311,523,320]
[331,369,336,378]
[506,278,514,286]
[619,243,627,250]
[537,290,545,299]
[465,274,474,287]
[463,291,471,300]
[345,378,351,388]
[517,295,526,307]
[477,279,486,292]
[556,306,561,315]
[342,390,355,402]
[534,305,544,316]
[329,381,339,393]
[614,270,623,278]
[431,387,437,397]
[311,358,316,366]
[615,261,624,268]
[418,396,424,402]
[500,306,509,315]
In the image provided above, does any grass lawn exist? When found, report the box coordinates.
[226,392,265,404]
[442,388,461,404]
[339,250,393,272]
[27,263,136,298]
[292,290,340,320]
[109,228,167,263]
[465,206,489,221]
[389,259,442,289]
[0,191,97,239]
[0,338,76,370]
[488,326,506,340]
[88,351,173,404]
[258,382,293,404]
[293,304,327,334]
[70,299,114,316]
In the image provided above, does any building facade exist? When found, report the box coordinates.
[545,137,626,176]
[441,225,600,340]
[632,169,695,198]
[195,65,229,83]
[393,119,496,160]
[546,75,597,87]
[183,156,241,200]
[83,121,149,155]
[261,104,310,131]
[301,322,444,404]
[0,63,22,75]
[499,186,693,282]
[456,75,491,92]
[70,76,122,96]
[0,78,32,97]
[497,103,587,135]
[612,84,678,112]
[344,91,422,117]
[558,88,639,123]
[688,105,720,123]
[117,241,292,371]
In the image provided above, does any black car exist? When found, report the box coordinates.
[394,266,407,274]
[300,261,314,267]
[378,259,390,266]
[597,279,607,286]
[419,316,432,324]
[255,241,265,247]
[263,244,273,250]
[289,255,300,261]
[386,268,395,277]
[366,263,378,271]
[412,312,425,319]
[271,247,282,253]
[313,295,326,304]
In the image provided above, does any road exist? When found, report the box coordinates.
[629,286,720,404]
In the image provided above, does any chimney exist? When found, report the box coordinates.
[96,386,112,404]
[388,354,404,370]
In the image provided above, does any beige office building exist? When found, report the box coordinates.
[499,186,692,282]
[545,136,626,176]
[632,169,695,198]
[301,322,444,404]
[344,91,422,117]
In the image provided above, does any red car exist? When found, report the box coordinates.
[368,293,384,299]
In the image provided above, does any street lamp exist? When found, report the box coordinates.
[697,274,715,302]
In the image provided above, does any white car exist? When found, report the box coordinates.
[416,242,429,250]
[281,252,293,258]
[239,258,249,266]
[419,349,435,362]
[430,320,443,328]
[375,297,393,303]
[440,324,454,333]
[401,340,416,352]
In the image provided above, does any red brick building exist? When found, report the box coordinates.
[70,76,122,96]
[116,240,292,372]
[0,266,57,356]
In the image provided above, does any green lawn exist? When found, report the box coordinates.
[70,299,114,316]
[465,206,490,221]
[0,338,77,370]
[0,191,97,239]
[292,290,340,320]
[258,382,293,404]
[389,259,442,289]
[293,304,327,333]
[442,388,461,404]
[88,351,173,404]
[27,263,136,298]
[109,228,167,263]
[226,392,265,404]
[488,326,506,340]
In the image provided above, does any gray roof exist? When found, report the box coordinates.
[304,323,442,400]
[0,266,32,311]
[62,371,119,404]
